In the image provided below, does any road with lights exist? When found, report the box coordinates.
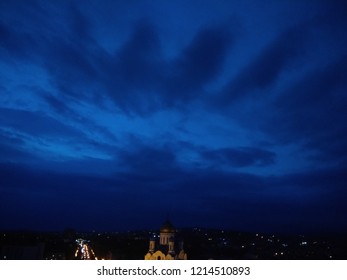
[74,238,97,260]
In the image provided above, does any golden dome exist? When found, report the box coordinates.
[160,220,175,233]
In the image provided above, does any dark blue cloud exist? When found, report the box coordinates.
[263,55,347,165]
[1,0,347,233]
[163,26,232,104]
[0,108,81,138]
[116,20,162,88]
[104,22,233,113]
[42,93,74,115]
[216,22,310,106]
[0,132,36,163]
[200,147,275,168]
[0,19,37,60]
[1,2,234,115]
[116,144,179,182]
[104,20,165,113]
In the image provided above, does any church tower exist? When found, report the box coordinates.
[144,220,187,260]
[159,220,175,245]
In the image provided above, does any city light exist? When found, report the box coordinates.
[74,239,97,260]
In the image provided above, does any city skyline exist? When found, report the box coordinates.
[1,0,347,233]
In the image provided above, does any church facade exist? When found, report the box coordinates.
[144,220,187,260]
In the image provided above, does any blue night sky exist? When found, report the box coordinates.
[1,0,347,233]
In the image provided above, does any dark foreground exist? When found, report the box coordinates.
[1,228,346,260]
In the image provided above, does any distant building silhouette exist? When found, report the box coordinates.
[1,243,44,260]
[144,220,187,260]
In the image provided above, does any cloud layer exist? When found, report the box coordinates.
[0,0,347,233]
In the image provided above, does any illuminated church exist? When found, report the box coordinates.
[144,220,187,260]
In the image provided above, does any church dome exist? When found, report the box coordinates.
[160,220,175,233]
